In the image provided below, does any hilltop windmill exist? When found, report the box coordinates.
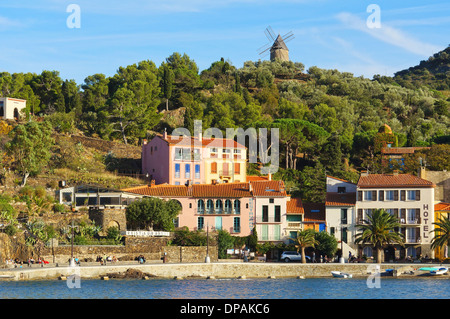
[258,26,294,62]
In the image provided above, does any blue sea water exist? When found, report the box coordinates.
[0,277,449,299]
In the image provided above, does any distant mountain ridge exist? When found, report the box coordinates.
[393,45,450,91]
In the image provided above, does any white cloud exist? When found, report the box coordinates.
[336,12,442,57]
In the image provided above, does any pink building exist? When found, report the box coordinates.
[141,131,247,186]
[124,181,253,236]
[124,180,293,239]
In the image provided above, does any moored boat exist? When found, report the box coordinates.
[331,271,352,278]
[430,267,448,276]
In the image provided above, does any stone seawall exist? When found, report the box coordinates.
[0,262,442,281]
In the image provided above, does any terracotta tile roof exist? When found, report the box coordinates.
[246,175,269,182]
[192,183,251,198]
[325,192,356,206]
[123,180,287,199]
[357,173,435,188]
[435,202,450,212]
[287,197,304,214]
[302,202,326,222]
[122,184,191,197]
[159,134,246,149]
[250,180,287,197]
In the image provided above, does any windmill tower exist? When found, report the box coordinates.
[258,26,294,62]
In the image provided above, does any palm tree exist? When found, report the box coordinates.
[431,216,450,258]
[354,209,404,263]
[295,229,317,263]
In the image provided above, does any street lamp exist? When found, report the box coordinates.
[205,222,210,263]
[68,219,78,267]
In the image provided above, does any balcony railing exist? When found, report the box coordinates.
[287,222,302,228]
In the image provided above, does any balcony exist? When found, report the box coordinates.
[219,170,232,177]
[399,218,421,225]
[287,222,302,229]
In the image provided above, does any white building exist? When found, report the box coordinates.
[252,180,288,246]
[0,97,26,120]
[325,176,357,261]
[356,171,435,260]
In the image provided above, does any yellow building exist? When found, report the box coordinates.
[434,202,450,260]
[203,138,247,184]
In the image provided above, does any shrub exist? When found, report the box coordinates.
[4,224,17,236]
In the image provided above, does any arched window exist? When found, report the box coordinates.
[206,199,214,214]
[363,246,373,258]
[234,200,241,214]
[13,108,19,120]
[197,200,205,214]
[215,199,223,214]
[224,199,232,214]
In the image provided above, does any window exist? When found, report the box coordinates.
[215,200,223,214]
[342,227,348,243]
[206,199,214,214]
[262,205,269,222]
[269,198,274,204]
[337,187,346,194]
[261,225,268,240]
[407,190,416,200]
[364,191,376,201]
[341,208,347,224]
[233,217,240,233]
[175,163,180,178]
[175,148,182,160]
[224,199,232,214]
[193,148,201,161]
[234,163,240,174]
[198,217,204,230]
[197,200,205,214]
[234,200,241,214]
[211,162,217,174]
[385,190,395,201]
[274,205,281,222]
[185,164,190,179]
[195,164,200,179]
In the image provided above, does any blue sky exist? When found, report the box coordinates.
[0,0,449,85]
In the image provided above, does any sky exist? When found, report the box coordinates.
[0,0,449,85]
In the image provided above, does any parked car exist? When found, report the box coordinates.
[281,251,311,263]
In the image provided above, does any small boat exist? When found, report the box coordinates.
[430,267,448,276]
[331,271,352,278]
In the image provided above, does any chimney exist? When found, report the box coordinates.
[393,170,399,176]
[163,128,168,140]
[249,182,253,193]
[150,179,155,187]
[419,166,426,179]
[268,173,272,181]
[361,171,369,177]
[143,139,147,145]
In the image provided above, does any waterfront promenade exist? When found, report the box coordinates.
[0,261,447,281]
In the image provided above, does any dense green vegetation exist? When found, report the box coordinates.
[0,48,449,203]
